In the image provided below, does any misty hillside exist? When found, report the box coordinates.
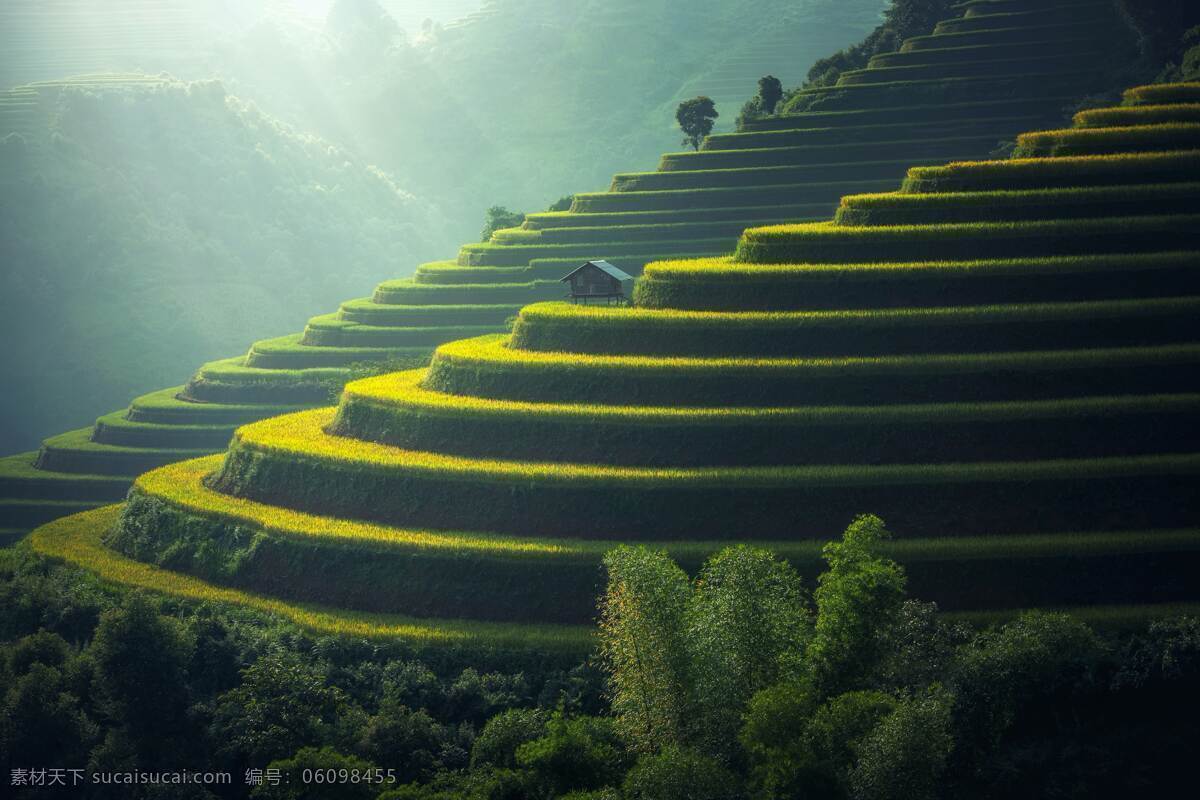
[212,0,885,225]
[0,76,451,452]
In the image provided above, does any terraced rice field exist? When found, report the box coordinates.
[0,0,1140,551]
[0,1,215,89]
[24,83,1200,648]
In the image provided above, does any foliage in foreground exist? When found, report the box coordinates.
[595,516,1199,800]
[5,515,1200,798]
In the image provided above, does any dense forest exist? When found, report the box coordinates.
[3,520,1197,799]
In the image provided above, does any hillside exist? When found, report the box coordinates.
[164,0,889,227]
[24,80,1200,647]
[0,75,451,455]
[0,0,1143,540]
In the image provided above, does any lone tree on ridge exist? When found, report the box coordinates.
[757,74,783,115]
[676,96,718,151]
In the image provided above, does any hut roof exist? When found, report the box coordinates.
[560,260,634,283]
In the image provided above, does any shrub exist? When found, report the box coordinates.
[471,708,549,769]
[622,746,743,800]
[515,713,629,796]
[480,206,525,242]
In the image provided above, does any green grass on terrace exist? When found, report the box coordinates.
[0,452,131,500]
[703,115,1051,151]
[901,150,1200,192]
[211,407,1200,540]
[90,411,237,449]
[337,300,522,326]
[833,182,1200,225]
[110,458,1200,618]
[866,36,1106,69]
[1073,104,1200,129]
[223,406,1200,490]
[899,20,1119,52]
[507,296,1200,357]
[837,52,1097,87]
[659,135,1003,170]
[333,369,1200,468]
[28,505,594,653]
[124,386,309,426]
[422,334,1200,408]
[488,219,801,245]
[1123,83,1200,107]
[570,180,892,213]
[457,238,733,266]
[634,252,1200,312]
[609,157,975,193]
[523,203,832,228]
[300,317,498,348]
[33,427,209,477]
[182,357,352,404]
[754,97,1076,131]
[1013,123,1200,158]
[733,214,1200,265]
[244,333,433,369]
[371,279,563,306]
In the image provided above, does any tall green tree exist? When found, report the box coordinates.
[676,96,719,151]
[599,546,693,752]
[807,515,907,696]
[688,546,812,755]
[757,75,783,115]
[90,594,194,762]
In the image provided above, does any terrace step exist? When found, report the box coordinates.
[0,499,106,529]
[113,458,1200,623]
[746,97,1077,132]
[371,279,564,306]
[182,357,350,404]
[901,151,1200,192]
[90,411,236,449]
[424,335,1200,408]
[0,452,131,500]
[507,297,1200,358]
[242,333,433,370]
[124,386,308,426]
[1013,123,1200,157]
[300,315,498,348]
[834,182,1200,226]
[658,134,1003,170]
[706,115,1052,150]
[570,180,895,213]
[1074,104,1200,129]
[733,214,1200,265]
[336,299,521,326]
[523,203,833,228]
[30,505,594,654]
[610,156,976,193]
[456,237,732,267]
[335,369,1200,468]
[636,252,1200,312]
[867,37,1107,69]
[33,428,206,476]
[840,51,1104,86]
[209,408,1200,542]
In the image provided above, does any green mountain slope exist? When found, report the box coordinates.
[0,75,451,455]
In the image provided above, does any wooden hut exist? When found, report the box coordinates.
[560,260,634,304]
